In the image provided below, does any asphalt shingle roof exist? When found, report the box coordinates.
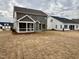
[72,19,79,23]
[14,6,47,16]
[0,22,13,26]
[52,16,77,24]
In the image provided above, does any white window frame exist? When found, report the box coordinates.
[60,25,62,29]
[76,25,78,28]
[64,25,68,29]
[55,25,57,29]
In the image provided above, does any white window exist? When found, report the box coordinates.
[60,25,62,29]
[64,25,68,29]
[76,25,78,28]
[56,25,57,28]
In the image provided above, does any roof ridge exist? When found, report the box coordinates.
[14,6,47,16]
[14,6,42,12]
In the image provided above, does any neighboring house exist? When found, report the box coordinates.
[13,6,47,33]
[47,16,79,31]
[0,24,2,29]
[0,24,3,31]
[0,16,13,30]
[0,22,13,30]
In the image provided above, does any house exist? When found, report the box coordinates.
[0,16,13,30]
[13,6,47,33]
[47,16,79,31]
[0,24,3,31]
[0,24,2,29]
[0,22,13,30]
[0,24,2,31]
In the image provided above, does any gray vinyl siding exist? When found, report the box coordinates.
[20,16,33,22]
[16,13,47,31]
[14,6,47,33]
[29,15,47,31]
[17,12,26,20]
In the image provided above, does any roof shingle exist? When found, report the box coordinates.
[14,6,47,16]
[72,19,79,23]
[52,16,77,24]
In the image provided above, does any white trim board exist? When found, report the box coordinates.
[36,20,40,23]
[15,11,41,23]
[18,21,35,23]
[17,15,36,22]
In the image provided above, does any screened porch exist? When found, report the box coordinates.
[19,22,34,32]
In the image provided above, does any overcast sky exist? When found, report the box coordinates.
[0,0,79,21]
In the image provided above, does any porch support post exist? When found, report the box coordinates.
[41,24,42,31]
[18,22,19,33]
[38,23,39,31]
[68,25,69,30]
[26,23,27,32]
[33,23,34,32]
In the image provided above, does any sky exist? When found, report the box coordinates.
[0,0,79,22]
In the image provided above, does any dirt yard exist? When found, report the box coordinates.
[0,31,79,59]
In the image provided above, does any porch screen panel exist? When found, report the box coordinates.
[27,23,34,31]
[39,24,41,30]
[30,23,33,31]
[19,23,26,31]
[27,23,30,31]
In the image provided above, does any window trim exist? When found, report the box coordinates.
[76,25,78,28]
[55,25,57,29]
[64,25,68,29]
[60,25,62,29]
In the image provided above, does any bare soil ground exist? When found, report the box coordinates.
[0,31,79,59]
